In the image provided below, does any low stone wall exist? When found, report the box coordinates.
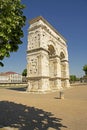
[70,83,87,86]
[0,83,28,88]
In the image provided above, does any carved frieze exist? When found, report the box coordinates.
[29,57,38,75]
[28,31,40,50]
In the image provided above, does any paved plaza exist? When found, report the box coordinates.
[0,84,87,130]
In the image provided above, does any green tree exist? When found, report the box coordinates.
[70,75,77,83]
[83,65,87,76]
[0,0,26,66]
[22,68,27,77]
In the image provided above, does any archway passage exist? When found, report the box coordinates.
[48,45,55,57]
[60,52,65,60]
[48,44,56,78]
[48,44,58,89]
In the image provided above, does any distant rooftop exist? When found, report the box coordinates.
[0,71,19,76]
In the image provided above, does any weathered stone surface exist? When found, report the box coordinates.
[27,16,70,92]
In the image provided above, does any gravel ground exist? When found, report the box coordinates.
[0,84,87,130]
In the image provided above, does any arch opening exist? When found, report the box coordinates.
[48,44,57,89]
[60,52,65,60]
[48,45,55,57]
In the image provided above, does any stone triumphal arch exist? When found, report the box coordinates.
[27,16,70,92]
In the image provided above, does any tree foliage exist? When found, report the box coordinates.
[70,75,77,83]
[83,64,87,76]
[22,68,27,76]
[0,0,26,66]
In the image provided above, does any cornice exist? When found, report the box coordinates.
[61,60,69,62]
[27,76,69,80]
[27,47,49,54]
[27,76,50,80]
[27,48,62,59]
[29,16,67,42]
[49,77,69,80]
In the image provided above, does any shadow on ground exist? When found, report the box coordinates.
[0,101,67,130]
[7,87,27,92]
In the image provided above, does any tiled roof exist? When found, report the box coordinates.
[0,71,18,76]
[5,71,17,74]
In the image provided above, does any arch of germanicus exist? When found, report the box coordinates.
[27,16,70,92]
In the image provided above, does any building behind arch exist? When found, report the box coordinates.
[27,16,70,92]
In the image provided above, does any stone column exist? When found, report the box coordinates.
[63,60,70,88]
[53,57,62,89]
[37,54,42,76]
[37,52,50,92]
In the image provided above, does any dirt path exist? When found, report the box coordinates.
[0,85,87,130]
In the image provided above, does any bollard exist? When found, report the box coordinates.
[59,91,64,99]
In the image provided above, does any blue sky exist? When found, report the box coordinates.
[0,0,87,77]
